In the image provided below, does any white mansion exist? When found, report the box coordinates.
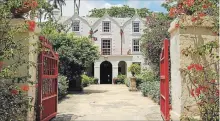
[55,10,147,84]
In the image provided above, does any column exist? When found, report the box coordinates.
[94,61,100,84]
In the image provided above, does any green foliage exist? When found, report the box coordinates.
[58,75,69,99]
[141,13,171,74]
[135,69,158,89]
[0,80,29,121]
[124,78,129,87]
[49,32,99,88]
[113,74,126,84]
[88,5,150,18]
[128,63,141,75]
[92,77,99,84]
[81,74,94,87]
[0,1,40,120]
[140,81,160,104]
[117,74,126,84]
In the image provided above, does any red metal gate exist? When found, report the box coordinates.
[38,36,59,121]
[160,38,170,121]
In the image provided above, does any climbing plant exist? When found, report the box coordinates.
[141,13,171,74]
[162,0,219,120]
[0,0,44,120]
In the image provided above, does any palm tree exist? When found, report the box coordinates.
[49,0,66,16]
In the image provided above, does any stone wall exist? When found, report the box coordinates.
[168,16,219,120]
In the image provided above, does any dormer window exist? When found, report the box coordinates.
[132,21,140,32]
[102,21,111,32]
[72,21,80,32]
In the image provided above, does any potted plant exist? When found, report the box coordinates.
[9,0,38,18]
[113,77,119,84]
[128,63,141,77]
[128,64,141,91]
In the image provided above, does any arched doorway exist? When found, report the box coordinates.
[100,61,112,84]
[118,61,127,75]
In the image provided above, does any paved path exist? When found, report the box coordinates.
[52,85,162,121]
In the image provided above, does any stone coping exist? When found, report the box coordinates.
[168,15,215,34]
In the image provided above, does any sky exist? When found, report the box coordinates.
[62,0,167,17]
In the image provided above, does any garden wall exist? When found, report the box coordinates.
[168,16,219,120]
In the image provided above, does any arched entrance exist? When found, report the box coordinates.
[100,61,112,84]
[118,61,127,75]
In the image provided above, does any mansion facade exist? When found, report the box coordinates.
[56,10,148,84]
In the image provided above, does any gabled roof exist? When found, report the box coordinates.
[57,10,146,29]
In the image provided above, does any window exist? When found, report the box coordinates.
[72,21,80,32]
[132,21,140,32]
[132,39,140,52]
[102,21,111,32]
[101,39,111,55]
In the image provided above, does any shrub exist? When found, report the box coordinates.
[0,80,29,121]
[125,78,129,87]
[58,75,69,99]
[81,74,94,87]
[128,64,141,76]
[140,81,160,104]
[92,77,99,84]
[117,74,126,84]
[135,70,157,89]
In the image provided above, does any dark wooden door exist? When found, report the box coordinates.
[100,61,112,84]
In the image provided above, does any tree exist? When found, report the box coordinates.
[141,13,171,74]
[50,33,99,89]
[88,5,150,18]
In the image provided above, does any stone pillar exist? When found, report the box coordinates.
[168,16,218,120]
[126,61,132,78]
[94,61,100,84]
[129,76,137,91]
[112,66,118,83]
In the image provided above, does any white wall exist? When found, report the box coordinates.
[64,14,147,82]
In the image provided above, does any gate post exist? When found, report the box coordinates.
[168,16,219,120]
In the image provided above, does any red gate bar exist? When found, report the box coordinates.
[160,38,170,121]
[38,36,59,121]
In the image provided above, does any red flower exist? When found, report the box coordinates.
[190,89,195,97]
[184,0,195,7]
[210,79,216,83]
[31,0,38,9]
[187,64,194,70]
[199,13,206,17]
[195,86,202,96]
[194,64,203,71]
[169,7,176,17]
[202,4,208,9]
[21,85,29,91]
[191,17,197,22]
[216,90,219,96]
[27,20,36,32]
[175,23,180,28]
[11,89,18,95]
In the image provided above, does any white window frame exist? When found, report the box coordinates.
[101,39,111,55]
[132,39,140,53]
[132,21,140,33]
[102,21,111,32]
[72,21,80,32]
